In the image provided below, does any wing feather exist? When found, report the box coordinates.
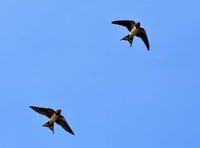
[112,20,135,31]
[136,28,150,50]
[56,115,75,135]
[30,106,54,118]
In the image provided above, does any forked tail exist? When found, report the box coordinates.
[43,121,54,134]
[120,35,133,47]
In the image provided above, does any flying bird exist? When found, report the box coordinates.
[30,106,75,135]
[112,20,150,50]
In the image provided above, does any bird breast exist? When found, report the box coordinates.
[50,113,59,122]
[130,26,138,36]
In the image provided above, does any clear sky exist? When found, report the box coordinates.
[0,0,200,148]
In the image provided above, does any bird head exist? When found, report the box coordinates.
[55,109,61,115]
[135,22,141,28]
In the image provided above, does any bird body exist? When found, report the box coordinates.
[30,106,74,135]
[112,20,150,50]
[130,25,138,36]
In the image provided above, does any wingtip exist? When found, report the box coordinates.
[29,105,42,109]
[29,105,37,109]
[68,129,75,135]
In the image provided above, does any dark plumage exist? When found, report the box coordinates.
[30,106,74,135]
[112,20,150,50]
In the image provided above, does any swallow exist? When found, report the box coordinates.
[30,106,75,135]
[112,20,150,50]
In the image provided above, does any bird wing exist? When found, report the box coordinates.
[30,106,55,118]
[112,20,135,32]
[136,28,150,50]
[56,115,75,135]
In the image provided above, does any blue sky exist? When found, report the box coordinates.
[0,0,200,148]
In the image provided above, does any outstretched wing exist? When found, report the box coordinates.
[30,106,55,118]
[56,115,75,135]
[136,28,150,50]
[112,20,135,31]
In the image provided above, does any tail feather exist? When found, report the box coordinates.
[43,121,54,134]
[121,35,133,47]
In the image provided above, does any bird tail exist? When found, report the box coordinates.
[43,121,54,134]
[121,35,133,47]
